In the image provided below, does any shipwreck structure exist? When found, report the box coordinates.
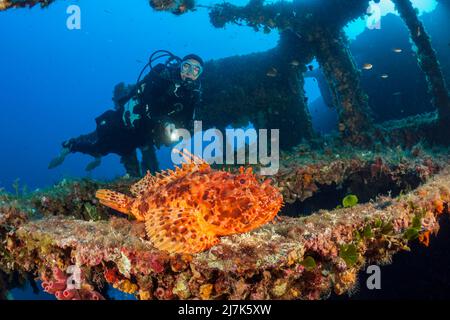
[2,0,449,147]
[1,147,449,300]
[1,0,450,300]
[200,0,450,146]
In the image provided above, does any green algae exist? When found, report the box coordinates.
[342,195,359,208]
[339,244,358,267]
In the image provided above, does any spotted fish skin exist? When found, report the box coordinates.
[96,151,283,254]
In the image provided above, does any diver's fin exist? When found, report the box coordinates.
[85,157,102,172]
[48,148,70,169]
[96,189,134,215]
[130,171,155,197]
[145,206,220,254]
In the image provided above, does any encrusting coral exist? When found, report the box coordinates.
[273,141,444,203]
[1,146,449,300]
[41,267,104,300]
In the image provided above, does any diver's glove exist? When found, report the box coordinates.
[48,147,70,169]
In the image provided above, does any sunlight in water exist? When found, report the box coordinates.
[345,0,438,40]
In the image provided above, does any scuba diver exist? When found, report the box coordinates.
[48,51,204,176]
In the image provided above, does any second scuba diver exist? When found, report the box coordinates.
[49,51,204,176]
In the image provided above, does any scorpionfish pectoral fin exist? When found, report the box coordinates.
[96,189,134,216]
[145,206,220,254]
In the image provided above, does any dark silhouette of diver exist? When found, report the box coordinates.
[49,51,204,177]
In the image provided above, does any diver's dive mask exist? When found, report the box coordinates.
[180,60,203,80]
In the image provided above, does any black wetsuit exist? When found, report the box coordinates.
[63,63,202,175]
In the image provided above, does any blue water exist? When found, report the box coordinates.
[8,281,56,300]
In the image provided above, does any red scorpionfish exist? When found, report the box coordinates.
[96,149,283,254]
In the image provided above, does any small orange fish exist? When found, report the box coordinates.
[96,150,283,254]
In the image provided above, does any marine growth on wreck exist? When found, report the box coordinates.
[1,0,450,303]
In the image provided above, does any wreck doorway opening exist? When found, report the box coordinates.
[280,168,424,217]
[304,76,338,135]
[147,121,259,173]
[302,59,338,135]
